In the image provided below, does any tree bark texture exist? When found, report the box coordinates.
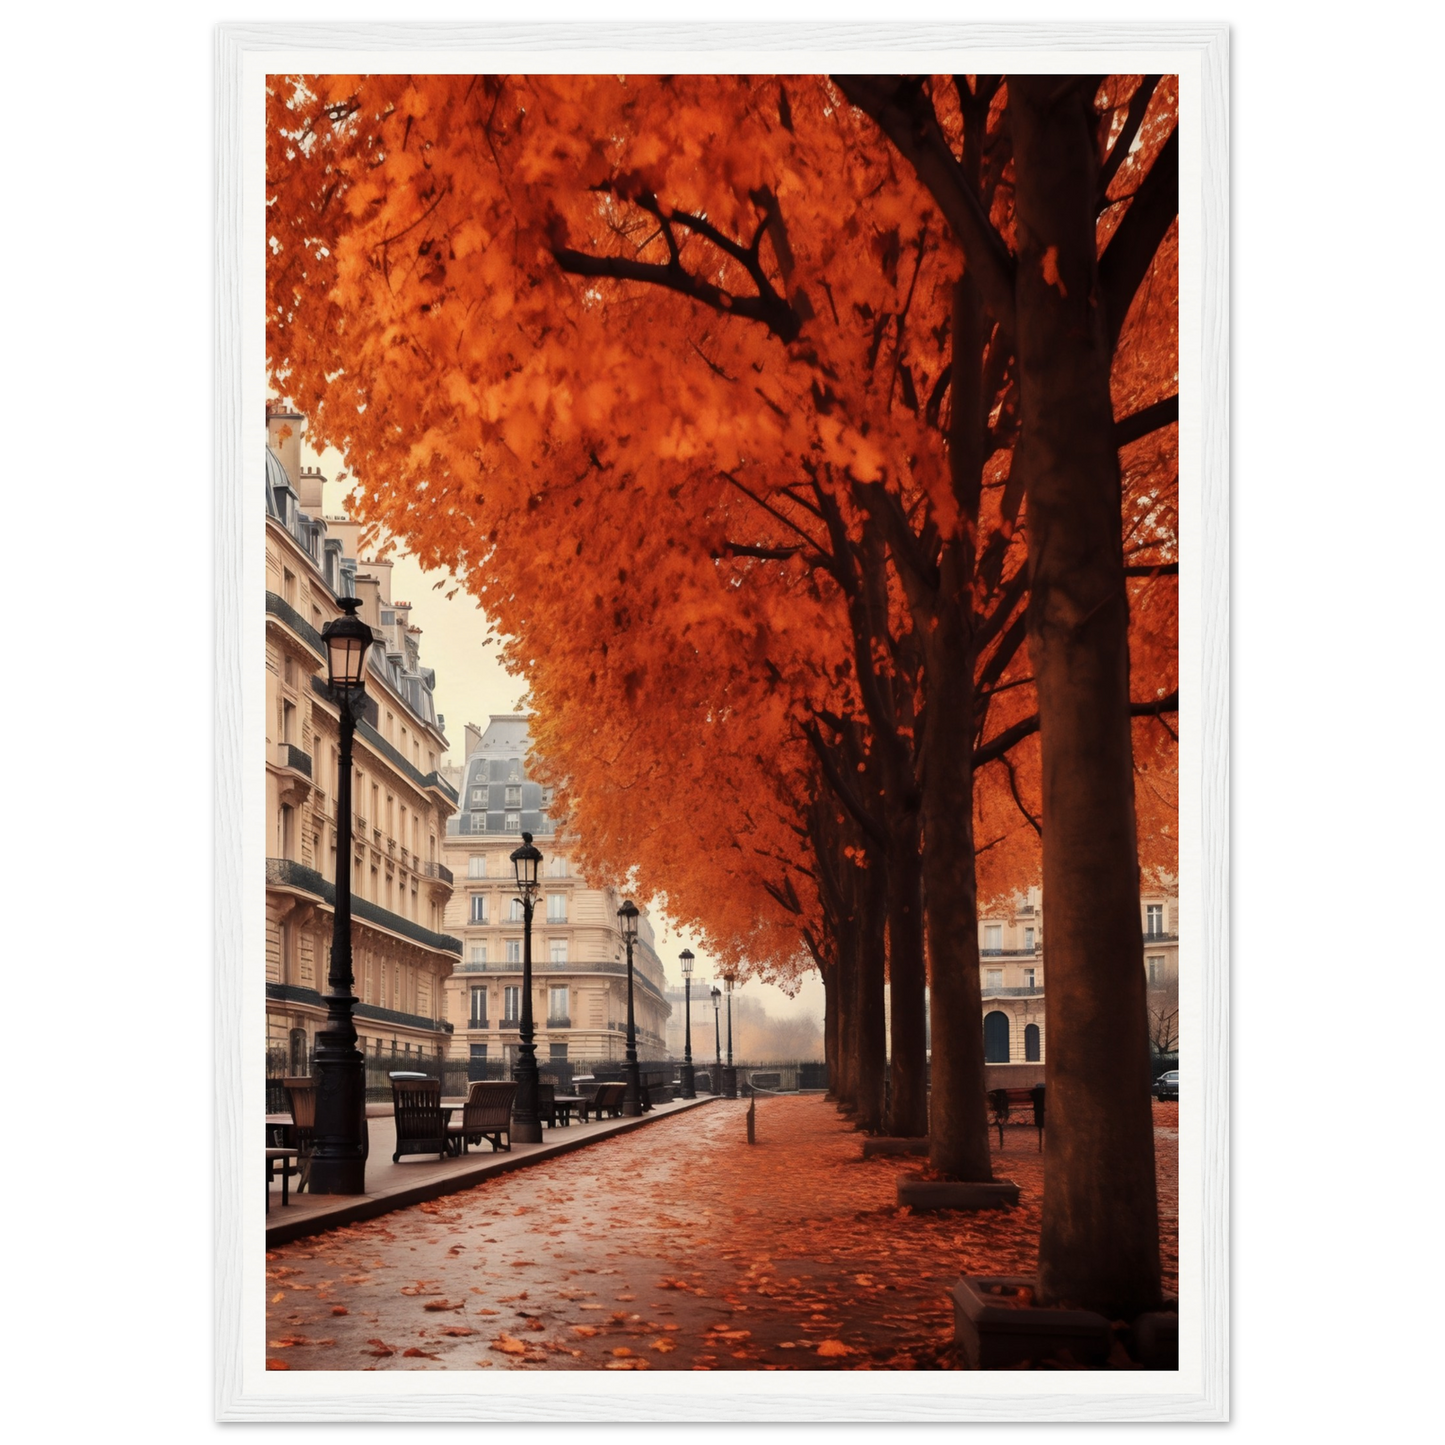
[854,852,889,1134]
[1009,75,1161,1318]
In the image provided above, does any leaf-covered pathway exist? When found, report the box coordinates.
[266,1094,1179,1371]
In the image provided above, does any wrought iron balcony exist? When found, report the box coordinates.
[273,742,313,777]
[546,1016,571,1029]
[264,590,325,656]
[980,984,1044,997]
[423,860,454,885]
[264,858,462,955]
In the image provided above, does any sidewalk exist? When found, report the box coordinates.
[267,1094,719,1247]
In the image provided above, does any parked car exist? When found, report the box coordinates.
[1152,1070,1179,1101]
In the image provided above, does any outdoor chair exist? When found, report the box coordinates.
[391,1076,449,1162]
[537,1081,558,1128]
[283,1077,317,1193]
[447,1080,517,1154]
[588,1082,627,1120]
[266,1146,299,1210]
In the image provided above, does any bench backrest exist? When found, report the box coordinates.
[594,1082,626,1107]
[392,1077,444,1141]
[463,1079,516,1130]
[283,1077,317,1132]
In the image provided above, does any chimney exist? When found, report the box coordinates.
[265,404,305,488]
[297,464,327,514]
[464,721,483,759]
[352,573,383,631]
[365,557,394,606]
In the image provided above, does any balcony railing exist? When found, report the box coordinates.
[274,742,313,777]
[468,1018,488,1031]
[980,984,1044,997]
[980,947,1041,957]
[1144,931,1179,942]
[265,982,452,1034]
[423,860,454,885]
[546,1016,571,1029]
[265,590,325,656]
[264,858,463,955]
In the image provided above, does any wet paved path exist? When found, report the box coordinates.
[265,1095,1179,1372]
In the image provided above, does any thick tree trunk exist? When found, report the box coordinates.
[885,819,929,1138]
[1010,76,1161,1318]
[819,958,838,1097]
[920,556,994,1180]
[854,854,889,1134]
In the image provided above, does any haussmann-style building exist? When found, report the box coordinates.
[439,715,671,1075]
[263,403,463,1076]
[975,884,1181,1082]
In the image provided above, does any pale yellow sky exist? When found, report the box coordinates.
[309,440,824,1023]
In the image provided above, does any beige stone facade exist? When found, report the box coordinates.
[976,885,1181,1070]
[440,716,671,1068]
[263,405,462,1074]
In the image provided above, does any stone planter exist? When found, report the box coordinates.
[951,1276,1111,1369]
[896,1175,1020,1210]
[862,1136,929,1158]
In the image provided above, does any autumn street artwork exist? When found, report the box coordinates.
[264,74,1181,1375]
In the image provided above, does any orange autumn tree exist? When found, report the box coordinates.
[268,73,1179,1316]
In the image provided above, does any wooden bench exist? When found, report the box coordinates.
[448,1080,516,1154]
[988,1085,1045,1151]
[391,1076,449,1162]
[586,1082,627,1119]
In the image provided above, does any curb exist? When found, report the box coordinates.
[266,1094,724,1247]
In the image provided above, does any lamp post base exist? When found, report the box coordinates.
[511,1121,544,1145]
[721,1066,738,1099]
[622,1058,642,1116]
[679,1062,696,1099]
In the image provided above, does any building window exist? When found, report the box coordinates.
[471,813,487,831]
[468,1043,488,1081]
[985,968,1003,990]
[549,939,568,965]
[470,894,488,924]
[548,856,568,878]
[508,760,521,781]
[470,945,487,966]
[984,1010,1011,1064]
[549,1043,568,1062]
[548,986,569,1023]
[1024,1023,1041,1062]
[504,813,521,833]
[509,898,525,923]
[505,785,522,808]
[1147,956,1165,986]
[506,939,522,964]
[546,895,567,924]
[503,986,520,1022]
[468,855,486,879]
[1146,904,1164,936]
[1024,926,1035,951]
[282,698,296,744]
[288,1028,308,1075]
[984,925,1002,953]
[469,987,488,1028]
[1022,967,1036,989]
[471,788,485,805]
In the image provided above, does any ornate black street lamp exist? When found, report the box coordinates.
[308,596,373,1195]
[678,950,696,1099]
[722,972,737,1099]
[710,985,722,1090]
[510,831,544,1143]
[617,900,643,1116]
